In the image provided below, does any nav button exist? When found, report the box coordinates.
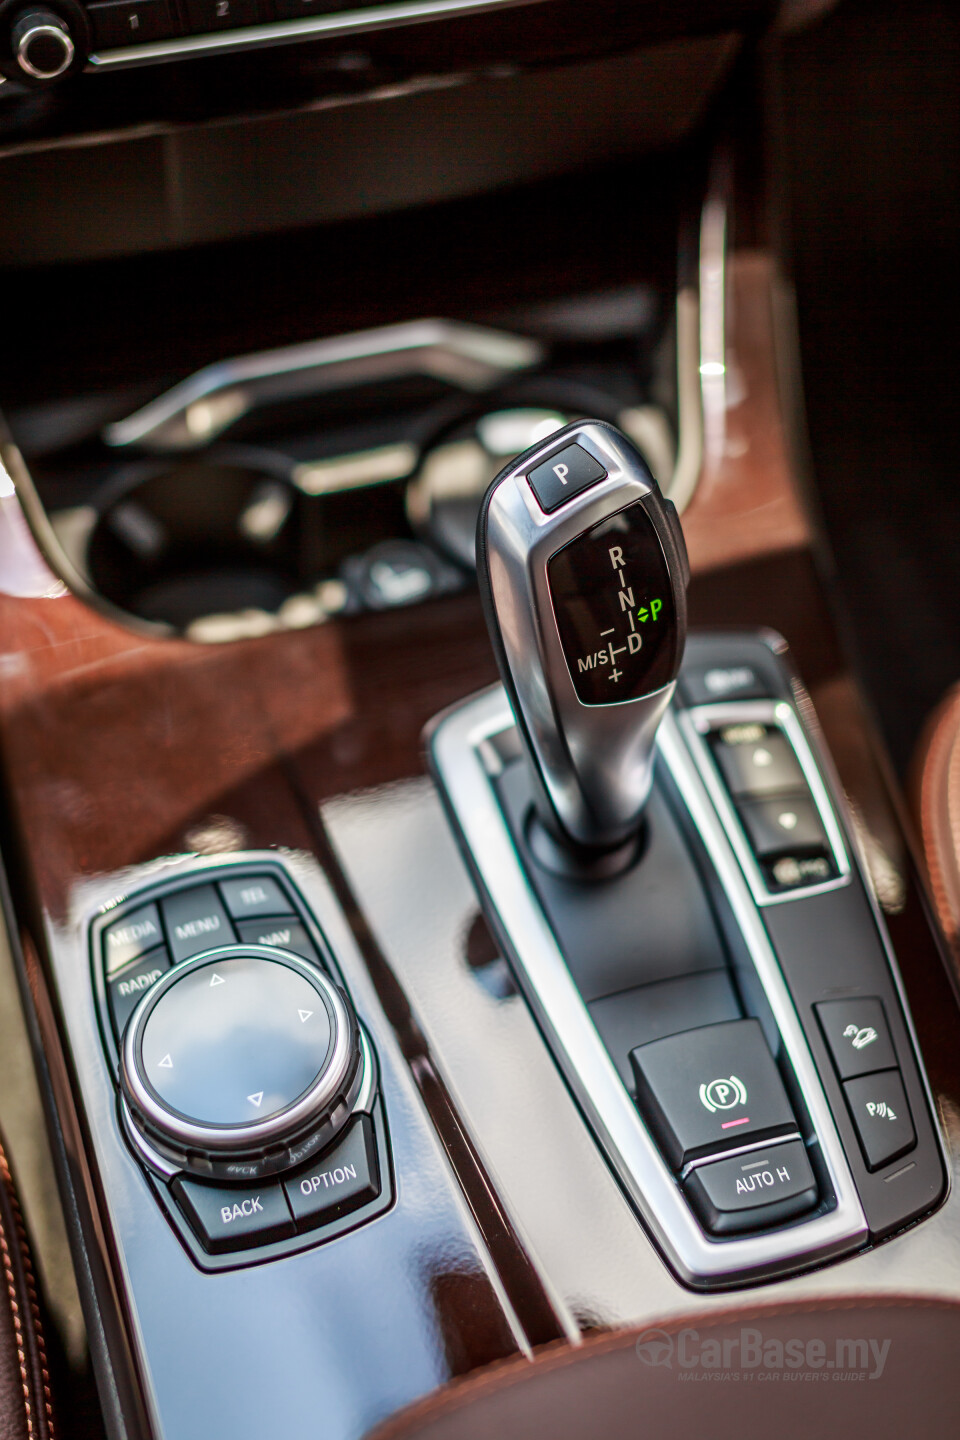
[283,1117,380,1231]
[173,1176,294,1253]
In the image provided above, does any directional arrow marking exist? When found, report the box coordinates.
[158,1054,173,1069]
[210,973,225,987]
[248,1092,263,1108]
[298,1009,313,1023]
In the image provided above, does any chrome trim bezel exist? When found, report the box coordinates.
[104,319,542,451]
[87,0,545,69]
[429,685,867,1287]
[479,420,683,849]
[680,699,852,906]
[17,22,74,78]
[121,944,357,1153]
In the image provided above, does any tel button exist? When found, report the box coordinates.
[160,884,234,962]
[219,875,294,922]
[283,1117,380,1230]
[103,903,163,975]
[172,1176,294,1253]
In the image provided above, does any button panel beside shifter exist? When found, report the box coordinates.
[90,858,393,1271]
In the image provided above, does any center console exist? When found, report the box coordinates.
[429,420,944,1287]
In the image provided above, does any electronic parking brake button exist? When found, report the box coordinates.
[283,1116,380,1230]
[630,1019,798,1169]
[173,1176,294,1253]
[684,1139,817,1235]
[160,884,234,962]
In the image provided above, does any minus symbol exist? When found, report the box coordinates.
[601,628,615,636]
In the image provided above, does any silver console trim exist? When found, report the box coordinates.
[430,685,867,1287]
[680,699,852,906]
[103,319,543,452]
[87,0,547,71]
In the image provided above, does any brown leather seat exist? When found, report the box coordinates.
[914,682,960,958]
[369,1299,960,1440]
[0,1135,55,1440]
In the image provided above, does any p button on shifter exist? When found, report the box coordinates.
[630,1018,798,1169]
[527,442,607,512]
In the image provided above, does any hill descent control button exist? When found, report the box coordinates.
[630,1018,798,1169]
[816,997,897,1080]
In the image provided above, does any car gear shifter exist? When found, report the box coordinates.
[477,419,689,853]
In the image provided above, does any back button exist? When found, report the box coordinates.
[173,1176,294,1253]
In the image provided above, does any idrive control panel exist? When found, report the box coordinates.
[548,502,678,705]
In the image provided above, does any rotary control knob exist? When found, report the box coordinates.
[120,945,363,1181]
[11,7,74,79]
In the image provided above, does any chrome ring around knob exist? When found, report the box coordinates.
[12,11,74,79]
[121,945,362,1180]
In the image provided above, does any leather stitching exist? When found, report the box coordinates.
[0,1156,34,1440]
[0,1144,54,1440]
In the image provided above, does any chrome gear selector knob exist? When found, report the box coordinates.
[477,419,689,852]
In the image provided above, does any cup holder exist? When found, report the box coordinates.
[79,446,463,635]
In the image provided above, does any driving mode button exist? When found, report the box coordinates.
[816,997,897,1080]
[684,1139,817,1235]
[711,726,806,799]
[737,795,828,860]
[173,1176,294,1253]
[161,884,234,962]
[527,443,607,513]
[283,1116,380,1230]
[630,1018,797,1168]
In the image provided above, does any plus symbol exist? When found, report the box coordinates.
[609,668,622,683]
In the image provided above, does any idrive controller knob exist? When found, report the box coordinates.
[120,945,362,1180]
[477,420,689,852]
